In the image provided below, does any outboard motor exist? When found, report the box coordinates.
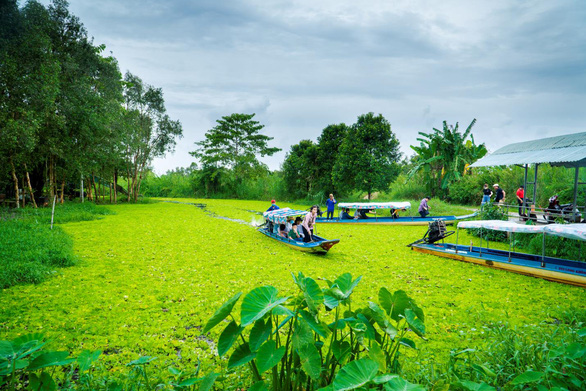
[408,219,455,247]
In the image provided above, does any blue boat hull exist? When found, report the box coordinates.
[258,228,339,253]
[412,242,586,287]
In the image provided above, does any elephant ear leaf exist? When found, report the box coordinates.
[204,292,242,333]
[241,286,288,327]
[332,358,378,391]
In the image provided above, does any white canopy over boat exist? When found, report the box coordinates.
[543,224,586,241]
[458,220,546,233]
[337,201,411,210]
[263,207,308,224]
[459,220,586,241]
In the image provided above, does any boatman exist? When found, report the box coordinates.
[325,194,337,219]
[266,199,280,212]
[418,196,431,218]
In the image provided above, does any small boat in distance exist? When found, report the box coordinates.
[410,220,586,287]
[260,208,340,254]
[316,201,476,225]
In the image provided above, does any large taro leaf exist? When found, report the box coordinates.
[227,344,256,368]
[368,342,386,372]
[241,286,288,327]
[383,376,426,391]
[28,351,75,371]
[199,372,219,391]
[255,340,285,373]
[249,318,272,352]
[332,340,351,364]
[404,309,425,338]
[249,381,268,391]
[379,289,410,321]
[29,372,57,391]
[302,277,324,314]
[510,371,544,385]
[334,273,362,299]
[204,292,242,333]
[299,310,330,339]
[218,321,243,357]
[459,380,496,391]
[356,313,378,341]
[332,358,379,391]
[293,320,314,350]
[77,350,101,372]
[298,343,321,380]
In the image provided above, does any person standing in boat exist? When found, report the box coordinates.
[481,183,492,205]
[266,199,280,212]
[302,205,318,242]
[418,196,431,218]
[325,194,337,219]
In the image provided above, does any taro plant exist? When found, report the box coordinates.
[204,272,427,390]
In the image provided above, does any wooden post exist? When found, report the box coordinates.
[24,164,37,208]
[51,195,57,230]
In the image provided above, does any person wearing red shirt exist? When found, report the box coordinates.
[516,186,526,217]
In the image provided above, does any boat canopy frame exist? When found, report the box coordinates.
[455,220,586,265]
[336,201,411,220]
[263,207,309,224]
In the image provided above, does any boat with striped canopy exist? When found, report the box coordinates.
[260,208,340,253]
[316,201,476,225]
[410,220,586,287]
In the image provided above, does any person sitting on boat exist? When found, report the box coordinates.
[266,199,280,212]
[295,217,305,239]
[288,223,303,241]
[302,206,318,242]
[285,216,294,233]
[340,208,352,219]
[278,224,288,238]
[325,194,337,219]
[354,208,372,219]
[418,197,431,218]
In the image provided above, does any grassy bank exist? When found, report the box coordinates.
[0,202,113,289]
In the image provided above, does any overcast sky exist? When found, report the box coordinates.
[41,0,586,173]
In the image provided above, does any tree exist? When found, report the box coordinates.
[122,72,183,201]
[281,140,319,199]
[333,113,401,199]
[315,123,349,196]
[408,119,487,198]
[191,113,280,172]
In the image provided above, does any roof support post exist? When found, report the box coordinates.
[523,164,529,216]
[573,166,579,218]
[532,164,539,208]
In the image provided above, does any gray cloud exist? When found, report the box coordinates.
[39,0,586,173]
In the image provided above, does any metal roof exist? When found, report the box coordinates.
[470,132,586,168]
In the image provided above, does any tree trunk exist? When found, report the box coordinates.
[368,191,371,200]
[92,174,99,204]
[60,178,65,204]
[24,164,38,208]
[87,176,93,201]
[127,168,132,202]
[114,169,118,204]
[9,156,20,208]
[49,156,54,201]
[21,176,25,207]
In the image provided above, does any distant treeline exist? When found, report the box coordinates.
[0,0,182,206]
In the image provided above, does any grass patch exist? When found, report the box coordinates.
[0,202,114,289]
[0,199,583,388]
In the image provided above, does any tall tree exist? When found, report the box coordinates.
[408,119,487,198]
[333,113,401,199]
[190,113,280,190]
[281,140,319,199]
[122,72,183,201]
[315,123,349,196]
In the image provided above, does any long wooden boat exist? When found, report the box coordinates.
[316,201,476,225]
[261,208,340,254]
[411,220,586,287]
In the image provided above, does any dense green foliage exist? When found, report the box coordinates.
[1,200,583,390]
[0,202,111,288]
[0,0,181,206]
[408,119,487,199]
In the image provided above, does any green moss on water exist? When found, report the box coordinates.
[0,199,584,384]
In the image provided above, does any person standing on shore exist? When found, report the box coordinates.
[516,185,526,217]
[325,194,337,219]
[493,184,505,204]
[481,183,492,205]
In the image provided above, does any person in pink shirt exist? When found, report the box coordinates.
[302,205,318,242]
